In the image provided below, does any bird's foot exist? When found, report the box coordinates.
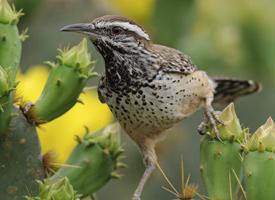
[205,108,223,142]
[198,103,223,141]
[197,121,208,135]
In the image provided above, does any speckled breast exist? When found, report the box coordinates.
[100,70,214,136]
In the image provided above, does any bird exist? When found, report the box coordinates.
[61,15,261,200]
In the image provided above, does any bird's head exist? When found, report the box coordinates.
[61,15,151,55]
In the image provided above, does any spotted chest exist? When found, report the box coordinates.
[98,70,214,140]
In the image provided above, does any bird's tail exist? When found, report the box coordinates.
[212,77,262,106]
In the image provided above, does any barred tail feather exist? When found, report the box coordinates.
[212,77,262,106]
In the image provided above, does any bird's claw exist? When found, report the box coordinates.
[206,109,223,142]
[197,121,208,135]
[198,107,224,142]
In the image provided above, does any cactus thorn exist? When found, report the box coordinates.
[10,112,18,119]
[119,155,127,160]
[74,135,82,144]
[88,71,99,78]
[44,61,55,68]
[114,149,124,158]
[19,28,29,42]
[7,87,16,94]
[111,172,121,179]
[116,162,127,169]
[79,74,88,80]
[76,99,84,105]
[84,125,90,135]
[241,144,248,153]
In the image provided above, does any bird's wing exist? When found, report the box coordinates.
[212,77,261,106]
[153,44,197,75]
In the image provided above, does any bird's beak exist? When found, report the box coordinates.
[61,23,99,40]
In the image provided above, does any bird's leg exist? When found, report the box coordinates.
[201,97,223,141]
[132,146,157,200]
[197,114,208,135]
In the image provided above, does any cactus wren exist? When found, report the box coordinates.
[62,15,261,200]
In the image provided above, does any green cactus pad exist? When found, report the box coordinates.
[22,39,96,124]
[0,108,44,199]
[200,138,242,200]
[243,118,275,200]
[244,151,275,200]
[200,104,244,200]
[26,177,81,200]
[49,123,124,197]
[0,1,22,133]
[0,23,22,82]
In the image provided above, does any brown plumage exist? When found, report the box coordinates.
[61,15,261,200]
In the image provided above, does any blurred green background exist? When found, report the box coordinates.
[11,0,275,199]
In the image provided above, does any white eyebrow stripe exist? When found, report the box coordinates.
[96,21,150,40]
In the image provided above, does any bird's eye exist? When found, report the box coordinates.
[112,27,123,35]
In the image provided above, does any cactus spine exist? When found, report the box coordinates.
[243,118,275,200]
[200,103,244,200]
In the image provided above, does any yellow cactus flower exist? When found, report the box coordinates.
[16,66,113,163]
[104,0,155,23]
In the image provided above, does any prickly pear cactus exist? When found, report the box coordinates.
[0,0,22,134]
[22,39,97,124]
[49,123,125,197]
[200,103,244,200]
[0,107,44,199]
[243,117,275,200]
[0,1,124,199]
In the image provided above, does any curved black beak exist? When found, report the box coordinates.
[61,23,100,41]
[61,23,94,34]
